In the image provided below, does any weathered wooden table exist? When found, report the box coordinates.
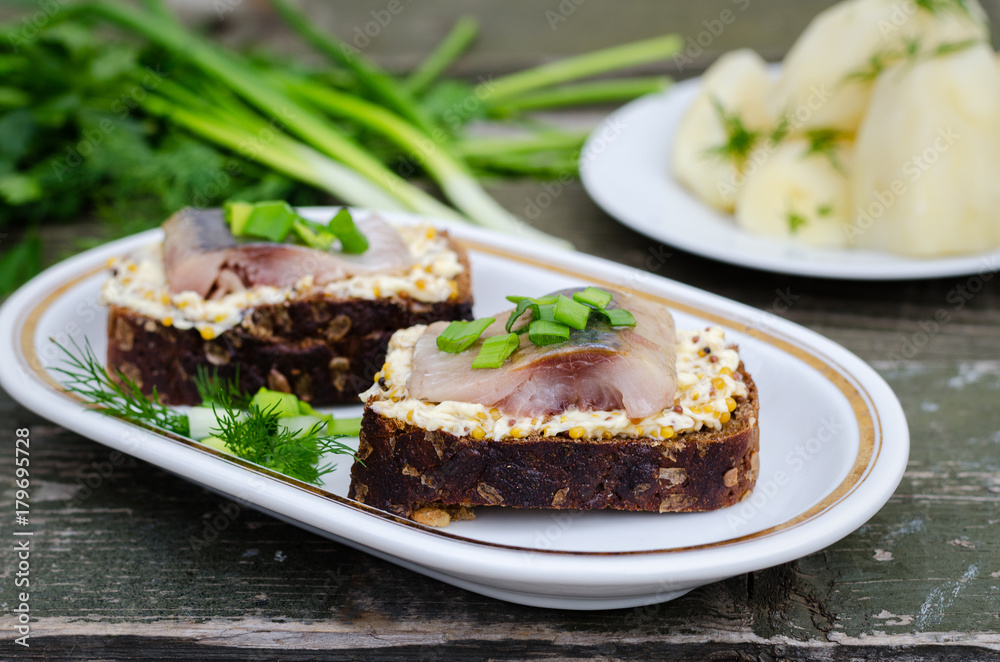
[3,1,1000,659]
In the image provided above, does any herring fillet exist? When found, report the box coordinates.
[161,207,414,297]
[407,290,677,419]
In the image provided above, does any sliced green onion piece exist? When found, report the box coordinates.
[327,416,363,437]
[471,333,520,369]
[505,298,539,333]
[573,286,613,309]
[291,216,336,250]
[328,208,369,254]
[224,201,253,236]
[436,317,496,353]
[554,294,591,330]
[528,319,570,346]
[597,308,637,327]
[239,201,297,242]
[536,303,556,322]
[506,295,557,305]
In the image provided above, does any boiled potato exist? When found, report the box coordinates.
[769,0,988,132]
[735,139,851,248]
[850,43,1000,256]
[671,49,772,211]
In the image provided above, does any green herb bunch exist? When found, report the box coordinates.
[53,339,355,485]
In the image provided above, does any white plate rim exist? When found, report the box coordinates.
[579,75,1000,281]
[0,209,910,606]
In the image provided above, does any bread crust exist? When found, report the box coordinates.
[349,368,760,517]
[105,234,473,405]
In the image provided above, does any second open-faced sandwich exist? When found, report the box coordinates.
[349,287,759,526]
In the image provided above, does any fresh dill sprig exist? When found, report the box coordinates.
[915,0,972,16]
[51,337,189,436]
[52,339,356,485]
[844,36,982,84]
[706,96,762,167]
[845,47,899,83]
[769,116,792,147]
[932,38,980,58]
[805,128,850,172]
[194,364,250,408]
[209,392,356,485]
[787,210,808,234]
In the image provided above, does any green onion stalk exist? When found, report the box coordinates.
[403,16,480,96]
[282,77,571,247]
[139,95,407,213]
[479,35,683,106]
[487,77,671,115]
[271,0,441,138]
[454,132,590,159]
[77,0,465,223]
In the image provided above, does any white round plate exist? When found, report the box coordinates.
[580,76,1000,280]
[0,209,909,609]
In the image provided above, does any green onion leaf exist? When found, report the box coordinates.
[249,387,301,418]
[536,303,557,322]
[437,317,496,353]
[596,308,637,327]
[224,201,254,236]
[528,319,570,346]
[291,216,336,251]
[573,286,613,309]
[506,294,557,305]
[327,416,363,437]
[329,208,369,254]
[554,294,591,330]
[506,298,539,333]
[472,333,520,369]
[237,200,297,242]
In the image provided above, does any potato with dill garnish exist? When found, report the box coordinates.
[735,139,852,248]
[671,49,772,211]
[850,43,1000,256]
[768,0,988,133]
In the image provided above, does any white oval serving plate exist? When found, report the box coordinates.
[579,75,1000,281]
[0,208,909,610]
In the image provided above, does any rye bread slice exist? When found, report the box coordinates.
[348,367,759,518]
[106,235,473,406]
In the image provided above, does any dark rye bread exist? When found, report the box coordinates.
[349,367,759,518]
[106,235,473,406]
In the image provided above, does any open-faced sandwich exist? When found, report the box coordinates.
[349,287,759,526]
[101,203,472,405]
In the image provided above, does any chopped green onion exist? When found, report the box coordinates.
[528,320,570,346]
[224,201,253,236]
[472,333,520,369]
[249,387,301,418]
[554,294,591,330]
[328,208,369,254]
[437,318,496,353]
[403,16,480,97]
[327,416,363,437]
[536,303,557,322]
[506,295,557,305]
[573,286,613,309]
[291,216,336,251]
[238,201,297,242]
[596,308,637,327]
[506,298,539,333]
